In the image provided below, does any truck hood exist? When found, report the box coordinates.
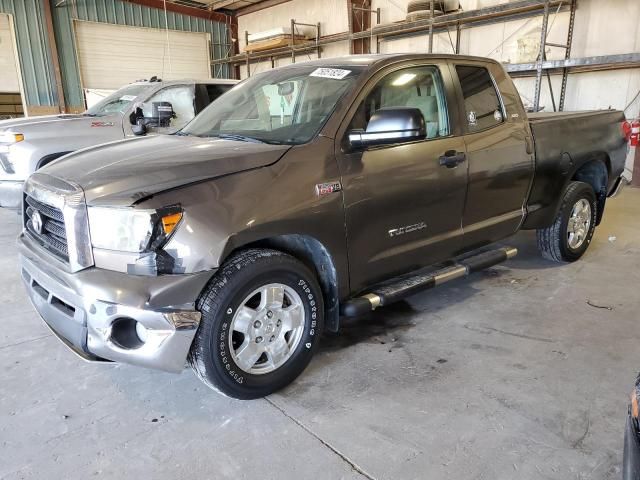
[0,114,105,130]
[0,113,124,152]
[41,134,291,206]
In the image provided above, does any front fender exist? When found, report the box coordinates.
[0,142,41,181]
[140,138,350,301]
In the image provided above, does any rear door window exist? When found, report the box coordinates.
[206,84,234,103]
[456,65,504,133]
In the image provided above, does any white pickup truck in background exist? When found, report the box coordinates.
[0,78,237,209]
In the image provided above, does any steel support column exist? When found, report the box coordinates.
[533,0,550,112]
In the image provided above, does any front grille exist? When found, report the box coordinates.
[24,194,69,262]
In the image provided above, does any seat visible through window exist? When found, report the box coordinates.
[349,66,449,139]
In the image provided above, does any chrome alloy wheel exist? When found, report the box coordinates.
[229,283,306,375]
[567,198,592,250]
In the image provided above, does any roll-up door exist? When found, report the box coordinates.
[74,20,211,90]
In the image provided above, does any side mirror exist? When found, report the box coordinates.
[129,102,176,132]
[132,123,147,136]
[348,107,426,148]
[152,101,175,128]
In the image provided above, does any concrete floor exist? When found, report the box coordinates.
[1,190,639,480]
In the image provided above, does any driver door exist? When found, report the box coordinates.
[336,62,468,292]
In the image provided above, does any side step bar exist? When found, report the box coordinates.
[341,247,518,317]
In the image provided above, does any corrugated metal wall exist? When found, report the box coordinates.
[0,0,232,112]
[0,0,58,108]
[53,0,232,109]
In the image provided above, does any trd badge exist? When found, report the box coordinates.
[315,181,342,197]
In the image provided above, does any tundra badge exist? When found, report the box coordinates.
[389,221,427,238]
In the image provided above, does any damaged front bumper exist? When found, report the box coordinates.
[19,233,214,373]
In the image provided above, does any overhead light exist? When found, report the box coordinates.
[391,73,417,86]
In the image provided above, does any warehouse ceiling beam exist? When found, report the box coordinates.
[124,0,233,23]
[201,0,266,11]
[236,0,290,16]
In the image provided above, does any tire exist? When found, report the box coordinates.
[188,249,324,399]
[408,0,444,13]
[407,10,443,21]
[536,181,598,262]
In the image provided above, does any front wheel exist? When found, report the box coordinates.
[188,249,324,399]
[536,181,598,262]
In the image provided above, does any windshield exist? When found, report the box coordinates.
[85,84,149,116]
[182,66,363,145]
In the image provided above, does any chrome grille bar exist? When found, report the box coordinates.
[25,196,64,222]
[23,173,94,272]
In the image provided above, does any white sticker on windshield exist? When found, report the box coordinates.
[309,68,351,80]
[120,95,137,101]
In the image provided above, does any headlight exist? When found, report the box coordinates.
[87,206,182,253]
[88,207,154,252]
[0,132,24,144]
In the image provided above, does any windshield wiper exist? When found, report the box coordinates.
[210,133,265,144]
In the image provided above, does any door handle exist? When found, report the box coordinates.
[524,135,534,155]
[439,151,466,168]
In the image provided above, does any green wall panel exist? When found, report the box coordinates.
[1,0,231,111]
[0,0,57,107]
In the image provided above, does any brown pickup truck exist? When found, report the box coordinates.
[19,54,629,399]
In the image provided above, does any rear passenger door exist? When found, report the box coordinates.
[336,62,468,292]
[452,61,533,249]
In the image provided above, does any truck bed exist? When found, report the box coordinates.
[523,108,628,229]
[528,110,618,123]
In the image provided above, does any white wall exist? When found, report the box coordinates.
[238,0,349,43]
[238,0,351,78]
[237,0,640,117]
[372,0,640,114]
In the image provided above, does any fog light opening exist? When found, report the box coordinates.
[110,318,146,349]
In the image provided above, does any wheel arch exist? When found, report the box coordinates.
[523,152,611,230]
[571,154,610,225]
[220,234,341,333]
[37,151,73,170]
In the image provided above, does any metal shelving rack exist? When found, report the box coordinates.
[243,19,321,76]
[349,3,381,54]
[533,0,578,112]
[216,0,639,97]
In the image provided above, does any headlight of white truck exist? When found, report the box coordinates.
[0,132,24,144]
[87,206,183,253]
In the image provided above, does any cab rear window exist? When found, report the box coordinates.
[456,65,504,132]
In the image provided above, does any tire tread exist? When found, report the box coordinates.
[536,181,596,263]
[188,249,322,399]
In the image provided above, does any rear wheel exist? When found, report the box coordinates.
[188,249,323,399]
[536,181,597,262]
